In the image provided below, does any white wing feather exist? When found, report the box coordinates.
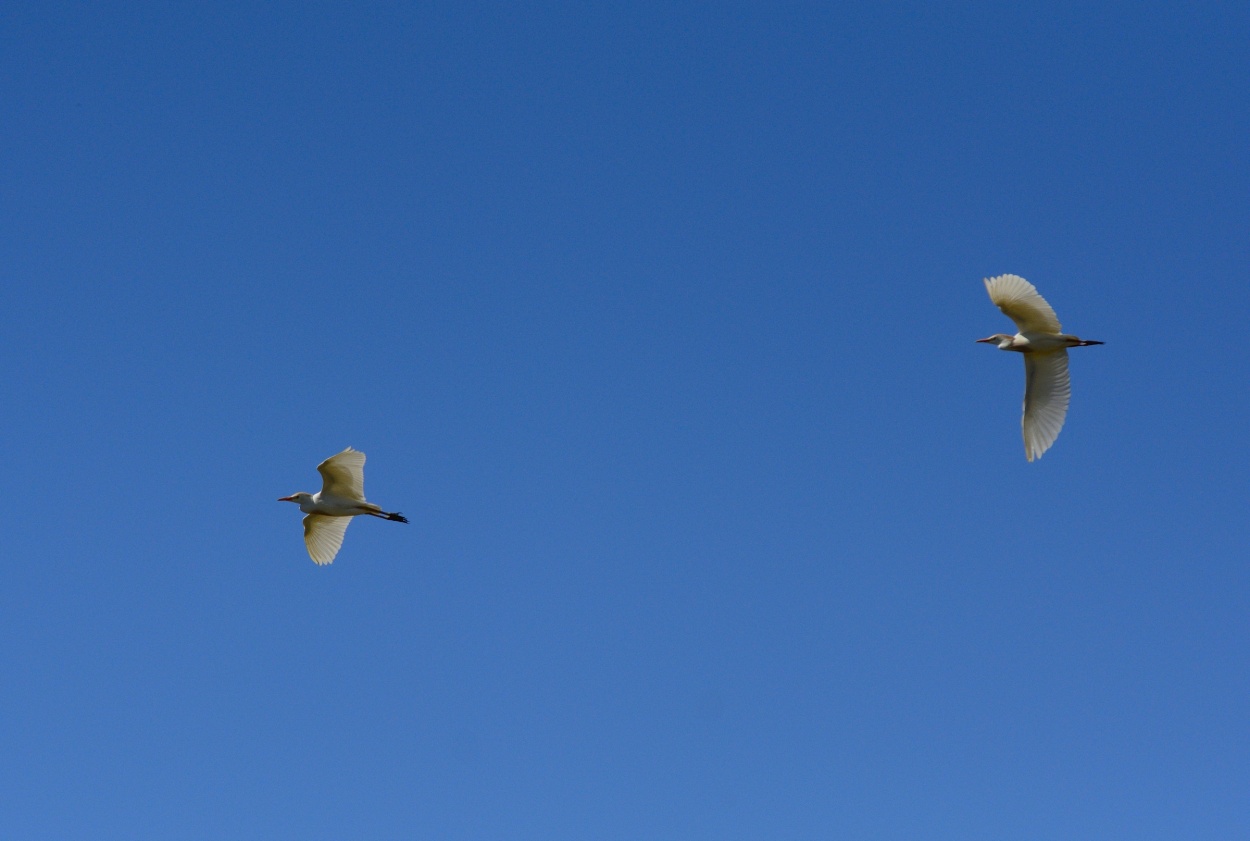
[985,274,1063,333]
[303,514,351,565]
[317,447,366,501]
[1022,350,1070,462]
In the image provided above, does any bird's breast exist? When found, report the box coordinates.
[1018,331,1069,352]
[313,493,369,516]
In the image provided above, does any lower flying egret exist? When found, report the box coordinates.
[279,447,408,565]
[977,274,1103,461]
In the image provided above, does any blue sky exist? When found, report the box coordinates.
[2,1,1248,837]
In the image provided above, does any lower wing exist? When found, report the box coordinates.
[1022,350,1071,461]
[303,514,351,565]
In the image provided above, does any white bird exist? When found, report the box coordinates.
[279,447,408,565]
[978,274,1103,461]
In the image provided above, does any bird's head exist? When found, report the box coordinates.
[976,333,1016,349]
[278,492,313,504]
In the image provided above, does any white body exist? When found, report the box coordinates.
[291,491,384,517]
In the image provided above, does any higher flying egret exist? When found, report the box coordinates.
[978,274,1103,461]
[279,447,408,565]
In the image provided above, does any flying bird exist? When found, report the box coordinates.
[279,447,408,564]
[978,274,1103,461]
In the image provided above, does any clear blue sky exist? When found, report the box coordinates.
[3,2,1247,838]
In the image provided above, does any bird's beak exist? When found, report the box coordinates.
[975,337,995,343]
[278,495,295,502]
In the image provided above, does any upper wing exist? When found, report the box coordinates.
[317,447,366,500]
[303,514,351,565]
[985,274,1062,333]
[1022,350,1071,462]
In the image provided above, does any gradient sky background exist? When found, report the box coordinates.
[2,2,1248,838]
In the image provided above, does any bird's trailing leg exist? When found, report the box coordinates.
[368,511,409,523]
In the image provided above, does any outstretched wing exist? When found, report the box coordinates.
[1022,350,1070,462]
[303,514,351,565]
[985,274,1063,333]
[317,447,366,501]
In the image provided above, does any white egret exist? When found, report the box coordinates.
[279,447,408,565]
[978,274,1103,461]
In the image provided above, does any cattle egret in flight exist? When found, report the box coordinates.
[279,447,408,565]
[978,274,1103,461]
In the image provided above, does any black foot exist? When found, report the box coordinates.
[388,513,409,523]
